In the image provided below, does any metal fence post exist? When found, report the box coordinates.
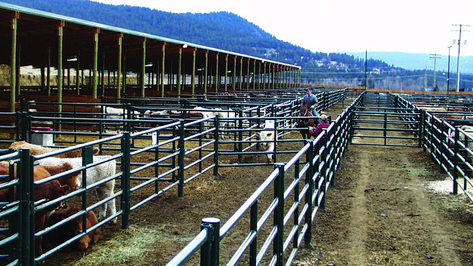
[250,200,258,265]
[20,111,29,142]
[418,110,423,148]
[320,132,328,211]
[121,132,131,229]
[178,120,186,197]
[274,163,285,266]
[329,126,337,187]
[200,217,220,266]
[453,128,459,195]
[383,112,388,146]
[348,107,355,145]
[213,116,219,177]
[18,148,33,265]
[273,120,278,163]
[304,140,314,248]
[238,111,243,163]
[81,146,93,231]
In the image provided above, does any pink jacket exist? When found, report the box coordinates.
[309,122,330,137]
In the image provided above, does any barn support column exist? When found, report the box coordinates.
[224,54,228,92]
[281,68,284,88]
[161,43,166,97]
[292,68,295,87]
[278,65,281,89]
[204,50,208,95]
[252,60,256,90]
[107,65,111,93]
[67,67,71,92]
[141,38,147,97]
[268,63,272,90]
[92,28,100,99]
[156,59,161,93]
[280,68,283,89]
[177,47,182,98]
[267,63,270,90]
[246,59,250,90]
[239,57,243,91]
[258,62,261,90]
[169,62,173,92]
[10,13,18,112]
[286,68,289,88]
[297,68,302,87]
[286,68,290,88]
[16,44,21,97]
[281,66,285,89]
[123,56,127,96]
[282,68,285,88]
[117,34,123,100]
[57,21,64,113]
[191,49,196,96]
[293,69,297,87]
[40,64,45,92]
[232,56,237,90]
[47,47,51,96]
[279,67,283,89]
[215,53,219,94]
[291,69,295,87]
[101,54,105,96]
[263,62,267,90]
[76,51,81,95]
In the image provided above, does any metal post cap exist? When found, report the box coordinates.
[202,217,220,224]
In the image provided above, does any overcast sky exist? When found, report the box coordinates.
[91,0,473,56]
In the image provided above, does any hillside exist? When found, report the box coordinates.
[2,0,473,90]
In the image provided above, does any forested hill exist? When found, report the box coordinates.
[1,0,391,75]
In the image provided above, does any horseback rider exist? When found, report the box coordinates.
[302,89,320,123]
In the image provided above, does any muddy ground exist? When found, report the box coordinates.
[36,104,473,265]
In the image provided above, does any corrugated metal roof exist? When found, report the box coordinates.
[0,2,300,69]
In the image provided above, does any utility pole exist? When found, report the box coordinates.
[424,66,428,91]
[452,24,470,92]
[364,50,367,90]
[447,45,452,96]
[429,51,441,90]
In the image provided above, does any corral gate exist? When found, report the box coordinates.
[350,91,421,147]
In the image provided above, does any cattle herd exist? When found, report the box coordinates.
[1,141,111,257]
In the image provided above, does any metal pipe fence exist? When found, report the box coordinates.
[167,96,353,265]
[0,89,349,264]
[349,92,421,147]
[393,92,473,201]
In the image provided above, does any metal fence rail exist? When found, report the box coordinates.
[0,89,349,264]
[166,95,353,265]
[422,111,473,202]
[350,92,421,147]
[395,92,473,201]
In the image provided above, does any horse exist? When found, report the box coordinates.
[297,105,318,139]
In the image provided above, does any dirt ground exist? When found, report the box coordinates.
[37,104,473,265]
[294,145,473,265]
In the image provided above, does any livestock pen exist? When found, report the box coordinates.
[7,89,472,265]
[0,88,347,264]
